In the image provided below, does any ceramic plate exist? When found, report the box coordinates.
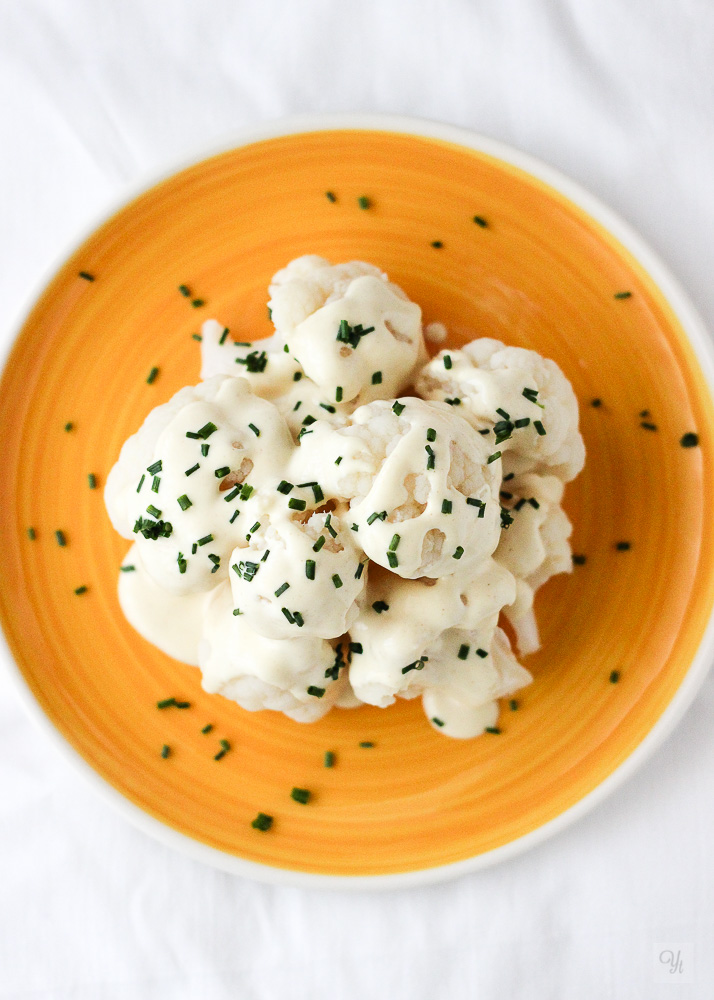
[2,115,714,888]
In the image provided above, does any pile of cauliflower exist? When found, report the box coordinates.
[105,256,584,738]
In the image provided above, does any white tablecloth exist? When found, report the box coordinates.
[1,2,713,997]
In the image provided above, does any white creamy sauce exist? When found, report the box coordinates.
[106,255,584,738]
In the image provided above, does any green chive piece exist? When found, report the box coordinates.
[78,271,95,281]
[146,505,161,519]
[452,547,464,560]
[458,644,469,660]
[325,191,337,202]
[487,452,501,464]
[443,354,452,369]
[281,607,295,624]
[157,698,177,708]
[151,476,160,493]
[275,582,290,598]
[197,533,213,547]
[485,727,501,735]
[214,466,230,478]
[161,744,170,759]
[355,561,366,579]
[514,417,530,428]
[27,527,36,540]
[232,608,242,616]
[293,371,302,382]
[177,552,187,574]
[251,813,273,831]
[528,498,540,509]
[185,463,200,476]
[240,484,253,501]
[444,397,461,406]
[202,724,214,734]
[509,699,519,711]
[319,403,336,414]
[442,499,453,514]
[288,497,306,511]
[277,480,294,494]
[146,367,159,385]
[609,670,621,683]
[476,648,488,658]
[426,428,436,442]
[177,494,192,511]
[680,432,699,448]
[572,554,587,565]
[178,285,191,297]
[201,443,210,456]
[88,473,97,490]
[120,564,135,572]
[248,423,260,437]
[291,787,311,804]
[55,530,67,547]
[198,422,218,439]
[224,486,241,502]
[389,534,400,551]
[307,686,325,698]
[312,484,324,503]
[146,460,162,475]
[219,327,230,345]
[191,299,205,308]
[614,291,632,300]
[192,333,202,341]
[534,421,546,435]
[372,600,389,613]
[473,215,488,227]
[64,421,74,432]
[336,386,343,402]
[432,717,445,727]
[371,371,382,385]
[349,643,363,655]
[357,195,370,209]
[392,401,405,416]
[305,559,316,580]
[615,541,631,551]
[174,701,191,709]
[313,535,326,553]
[359,741,374,748]
[387,551,399,568]
[332,574,343,589]
[74,585,88,595]
[324,751,335,767]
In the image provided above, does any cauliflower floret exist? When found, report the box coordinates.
[229,508,367,640]
[268,256,425,404]
[495,472,573,654]
[415,338,585,482]
[422,628,532,738]
[320,398,502,578]
[105,376,293,595]
[348,559,516,707]
[200,583,345,722]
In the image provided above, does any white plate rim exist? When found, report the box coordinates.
[2,111,714,891]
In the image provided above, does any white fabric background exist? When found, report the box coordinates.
[1,1,713,997]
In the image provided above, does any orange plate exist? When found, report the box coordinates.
[2,121,714,884]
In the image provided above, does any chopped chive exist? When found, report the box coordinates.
[572,554,587,565]
[178,284,191,297]
[473,215,488,227]
[120,564,135,572]
[325,191,337,202]
[234,341,251,347]
[590,398,602,408]
[288,497,306,511]
[157,698,177,708]
[214,466,230,478]
[509,699,519,711]
[224,486,241,502]
[192,333,202,342]
[275,582,290,598]
[485,727,501,735]
[177,552,187,574]
[514,417,530,428]
[389,534,400,551]
[614,291,632,300]
[232,608,243,615]
[64,422,73,432]
[355,561,366,579]
[500,491,513,500]
[146,459,162,475]
[191,543,197,554]
[640,409,650,418]
[302,415,316,426]
[305,559,316,580]
[528,498,540,509]
[487,451,501,464]
[444,397,461,406]
[312,484,324,503]
[351,523,358,531]
[174,701,191,709]
[146,504,162,517]
[680,432,699,448]
[313,535,326,553]
[426,428,436,442]
[514,498,527,511]
[177,494,192,511]
[197,533,214,547]
[466,497,484,507]
[324,751,335,767]
[146,367,159,385]
[387,552,398,568]
[240,484,253,500]
[281,607,295,624]
[248,521,260,535]
[293,371,303,382]
[371,371,382,385]
[335,456,343,466]
[248,423,260,437]
[251,812,273,831]
[201,724,213,734]
[372,600,389,613]
[291,787,311,804]
[479,429,490,435]
[201,443,210,456]
[307,685,325,697]
[136,474,145,493]
[185,463,200,476]
[476,648,488,658]
[332,574,343,589]
[228,510,240,524]
[430,717,445,728]
[349,642,363,654]
[441,499,452,514]
[392,401,405,416]
[641,422,657,431]
[219,327,230,345]
[357,195,370,209]
[431,240,443,248]
[74,585,88,595]
[615,541,631,551]
[533,421,546,436]
[214,739,231,761]
[55,530,67,547]
[161,744,170,759]
[260,550,270,562]
[426,445,436,470]
[198,422,218,439]
[78,271,95,281]
[319,403,336,414]
[359,741,374,748]
[458,644,470,660]
[26,527,36,540]
[293,611,304,627]
[609,670,621,683]
[277,480,294,494]
[453,546,464,559]
[191,299,205,308]
[336,386,343,402]
[88,473,97,489]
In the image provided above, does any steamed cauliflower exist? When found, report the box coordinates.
[106,256,585,739]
